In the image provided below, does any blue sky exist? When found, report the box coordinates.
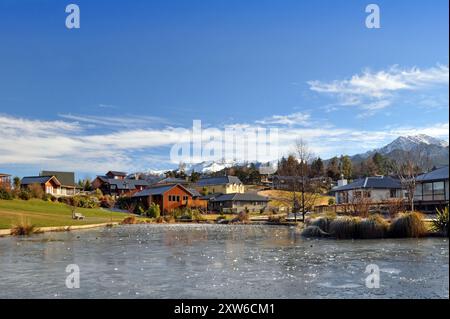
[0,0,448,178]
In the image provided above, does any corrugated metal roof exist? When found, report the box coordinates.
[416,166,449,182]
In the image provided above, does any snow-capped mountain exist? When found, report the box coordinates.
[352,134,449,166]
[378,134,449,154]
[184,160,238,174]
[183,160,277,174]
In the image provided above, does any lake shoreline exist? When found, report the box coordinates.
[0,220,447,239]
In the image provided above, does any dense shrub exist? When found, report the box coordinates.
[0,187,13,200]
[100,195,114,208]
[18,190,32,200]
[192,209,206,222]
[432,207,449,236]
[42,193,53,201]
[28,183,44,199]
[146,203,161,218]
[389,212,427,238]
[116,196,135,212]
[94,188,103,198]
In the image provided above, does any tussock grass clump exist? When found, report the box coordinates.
[11,219,38,236]
[329,216,360,239]
[268,215,286,223]
[301,226,329,238]
[120,215,137,225]
[389,212,427,238]
[163,215,175,223]
[356,214,389,239]
[309,216,336,233]
[231,211,249,223]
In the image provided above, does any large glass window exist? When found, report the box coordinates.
[433,181,445,200]
[422,182,433,201]
[414,184,422,200]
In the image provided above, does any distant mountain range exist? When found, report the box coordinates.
[136,134,448,177]
[349,134,449,167]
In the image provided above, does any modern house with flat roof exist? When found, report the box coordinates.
[331,176,403,204]
[414,166,449,212]
[195,176,245,194]
[209,193,269,213]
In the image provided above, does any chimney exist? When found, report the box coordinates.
[337,174,347,187]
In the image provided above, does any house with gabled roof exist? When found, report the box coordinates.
[92,171,149,196]
[132,183,207,213]
[195,176,245,194]
[40,171,79,196]
[330,176,404,204]
[105,171,127,180]
[21,175,62,195]
[209,193,269,213]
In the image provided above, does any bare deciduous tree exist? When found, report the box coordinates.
[394,145,432,212]
[293,139,314,222]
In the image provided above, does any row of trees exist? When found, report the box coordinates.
[281,152,396,181]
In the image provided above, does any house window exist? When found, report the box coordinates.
[183,195,188,201]
[423,182,433,201]
[176,195,180,202]
[168,195,172,202]
[354,191,362,198]
[433,181,445,200]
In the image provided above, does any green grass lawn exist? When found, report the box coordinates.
[0,199,132,229]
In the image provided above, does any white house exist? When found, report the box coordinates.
[331,176,404,204]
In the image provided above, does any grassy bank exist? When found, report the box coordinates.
[0,199,131,229]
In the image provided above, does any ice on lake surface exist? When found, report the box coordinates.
[0,224,448,298]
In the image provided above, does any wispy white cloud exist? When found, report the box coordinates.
[0,114,447,175]
[308,64,449,117]
[58,113,171,128]
[255,112,311,126]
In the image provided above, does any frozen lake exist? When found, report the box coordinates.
[0,224,448,298]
